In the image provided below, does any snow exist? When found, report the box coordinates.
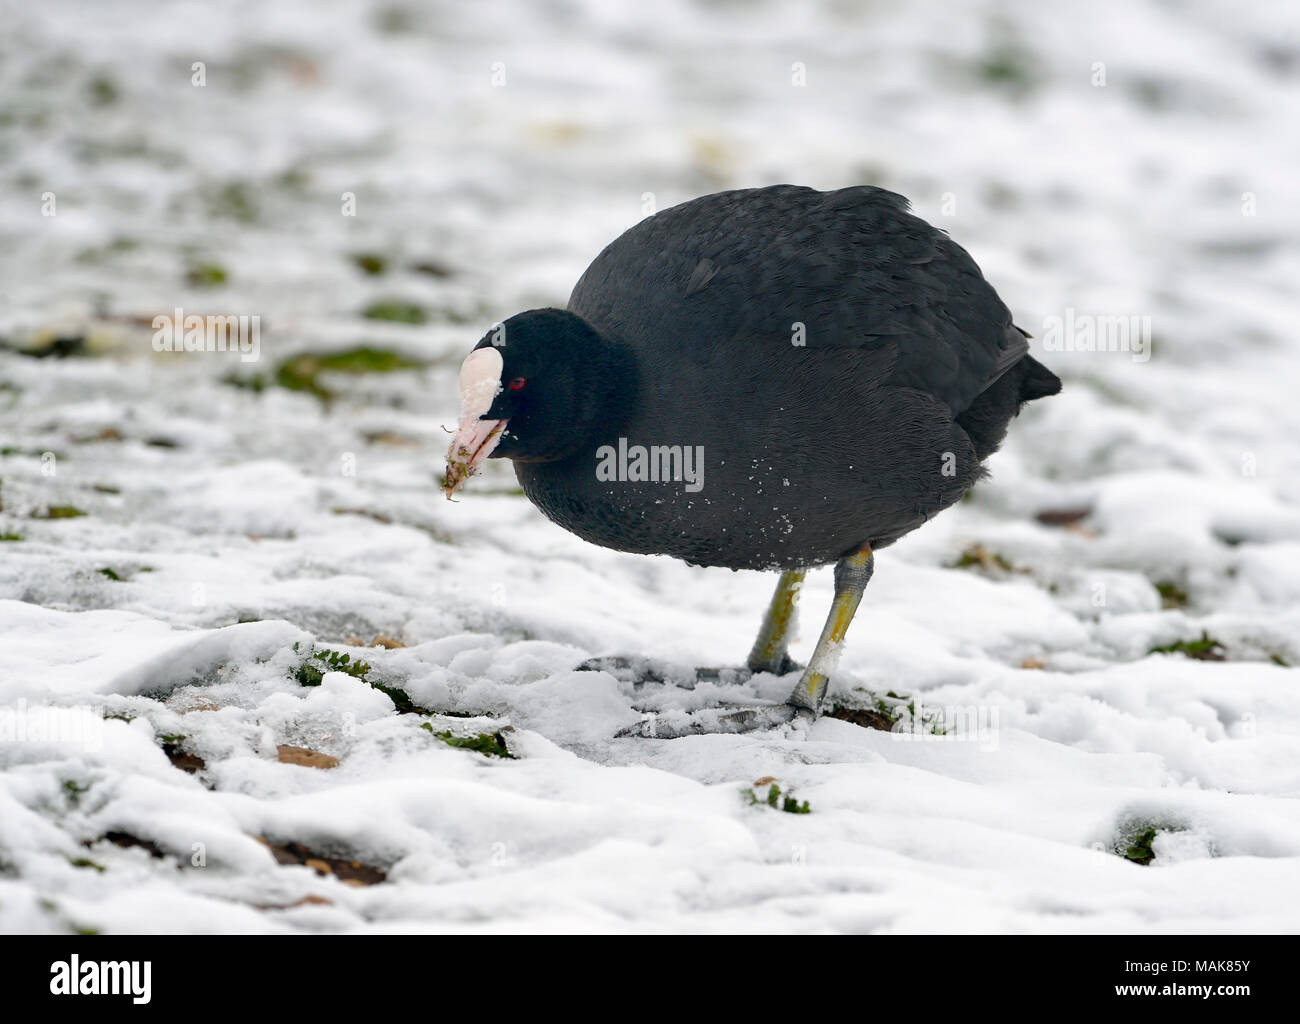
[2,0,1299,933]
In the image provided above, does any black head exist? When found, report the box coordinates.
[444,308,633,495]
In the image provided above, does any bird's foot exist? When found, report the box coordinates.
[744,651,804,677]
[614,701,812,738]
[577,655,763,690]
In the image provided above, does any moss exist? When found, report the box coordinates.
[222,372,267,393]
[361,299,428,325]
[0,532,21,542]
[313,347,423,374]
[185,262,229,288]
[274,346,425,401]
[421,723,515,759]
[745,782,811,814]
[948,543,1014,573]
[1148,630,1226,661]
[968,26,1042,99]
[36,505,87,519]
[1154,581,1189,609]
[87,74,119,107]
[351,252,388,275]
[207,181,260,224]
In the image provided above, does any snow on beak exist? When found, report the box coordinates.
[444,347,507,498]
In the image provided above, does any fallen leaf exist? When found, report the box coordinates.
[276,745,339,770]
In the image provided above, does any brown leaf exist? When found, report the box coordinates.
[1036,506,1093,526]
[276,745,339,770]
[163,742,206,774]
[827,706,896,732]
[255,837,387,885]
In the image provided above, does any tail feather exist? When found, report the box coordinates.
[1018,356,1062,403]
[957,355,1062,461]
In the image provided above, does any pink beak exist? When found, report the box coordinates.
[445,346,509,498]
[444,416,507,497]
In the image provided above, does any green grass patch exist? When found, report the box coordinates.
[1154,581,1189,609]
[351,252,388,275]
[292,643,372,686]
[421,723,516,759]
[361,299,427,325]
[185,262,229,288]
[206,182,260,224]
[0,531,21,541]
[275,346,426,400]
[1148,630,1226,661]
[87,74,119,107]
[745,782,810,814]
[291,641,430,714]
[947,543,1014,573]
[36,505,87,520]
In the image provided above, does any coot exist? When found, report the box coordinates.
[445,185,1060,735]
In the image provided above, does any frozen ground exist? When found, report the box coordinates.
[1,0,1299,932]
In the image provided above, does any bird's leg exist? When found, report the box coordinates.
[745,569,806,675]
[614,546,873,738]
[785,545,873,715]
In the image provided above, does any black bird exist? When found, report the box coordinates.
[445,185,1061,735]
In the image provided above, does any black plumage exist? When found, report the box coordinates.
[453,185,1060,571]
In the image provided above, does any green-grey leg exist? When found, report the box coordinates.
[613,546,875,738]
[786,546,874,715]
[746,569,806,674]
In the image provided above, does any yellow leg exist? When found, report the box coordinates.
[746,569,806,674]
[787,545,874,714]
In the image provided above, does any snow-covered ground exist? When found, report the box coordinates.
[2,0,1299,932]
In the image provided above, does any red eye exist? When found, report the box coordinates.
[509,377,526,391]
